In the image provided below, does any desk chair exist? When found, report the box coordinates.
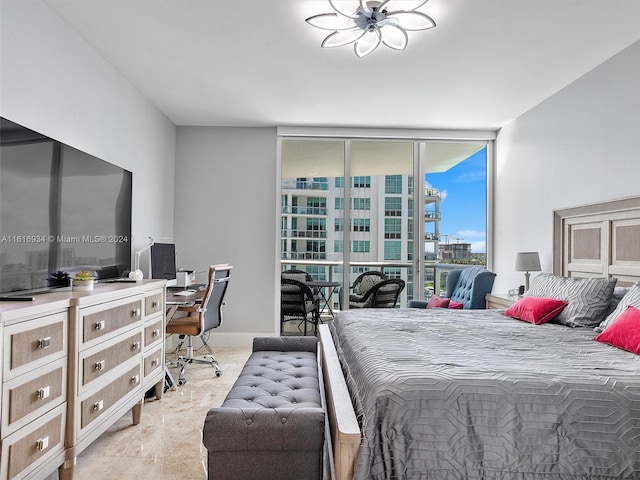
[166,264,232,385]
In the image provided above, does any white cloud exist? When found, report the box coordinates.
[455,170,485,183]
[471,241,486,254]
[458,229,485,238]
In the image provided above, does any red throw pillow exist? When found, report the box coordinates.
[427,296,450,309]
[448,300,464,309]
[504,296,568,325]
[594,306,640,355]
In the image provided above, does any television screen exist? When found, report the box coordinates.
[0,118,132,294]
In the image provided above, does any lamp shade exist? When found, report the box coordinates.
[514,252,541,272]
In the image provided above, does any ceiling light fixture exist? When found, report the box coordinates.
[306,0,436,58]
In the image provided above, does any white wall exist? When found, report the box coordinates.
[174,127,278,347]
[493,40,640,292]
[0,0,176,256]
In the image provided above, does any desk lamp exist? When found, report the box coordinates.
[129,238,154,280]
[128,236,171,280]
[514,252,541,292]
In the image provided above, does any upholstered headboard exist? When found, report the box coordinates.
[553,196,640,286]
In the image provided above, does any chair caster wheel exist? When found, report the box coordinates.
[215,371,223,377]
[178,379,186,386]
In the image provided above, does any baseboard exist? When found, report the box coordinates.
[165,331,279,349]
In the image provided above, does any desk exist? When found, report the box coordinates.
[166,289,205,318]
[308,281,341,318]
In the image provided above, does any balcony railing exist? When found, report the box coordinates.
[425,232,440,241]
[281,206,328,215]
[281,252,327,260]
[281,229,327,239]
[280,259,486,310]
[282,180,329,191]
[425,211,441,220]
[425,188,441,198]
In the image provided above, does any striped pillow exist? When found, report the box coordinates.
[525,273,617,328]
[596,282,640,332]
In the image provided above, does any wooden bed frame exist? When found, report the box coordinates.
[319,195,640,480]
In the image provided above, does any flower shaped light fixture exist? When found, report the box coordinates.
[306,0,436,58]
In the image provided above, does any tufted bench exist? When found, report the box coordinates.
[202,336,325,480]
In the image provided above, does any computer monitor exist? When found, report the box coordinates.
[150,242,177,286]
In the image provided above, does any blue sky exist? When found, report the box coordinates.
[425,147,487,254]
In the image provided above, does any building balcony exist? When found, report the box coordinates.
[282,179,329,191]
[425,188,441,198]
[425,232,440,241]
[281,229,327,239]
[281,206,328,216]
[425,211,441,220]
[281,252,327,260]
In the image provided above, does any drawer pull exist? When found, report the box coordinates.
[35,436,50,451]
[37,337,51,349]
[36,386,51,400]
[93,400,104,412]
[152,329,160,337]
[95,360,106,371]
[132,341,141,350]
[131,375,140,385]
[151,300,159,308]
[131,308,141,317]
[95,320,106,331]
[151,358,159,367]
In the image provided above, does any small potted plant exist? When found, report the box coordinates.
[47,270,70,288]
[72,270,95,291]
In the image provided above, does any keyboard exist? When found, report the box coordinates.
[171,290,197,296]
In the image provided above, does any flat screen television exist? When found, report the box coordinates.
[0,117,132,295]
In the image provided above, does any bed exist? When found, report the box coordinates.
[319,196,640,480]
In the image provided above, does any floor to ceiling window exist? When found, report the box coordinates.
[279,130,494,322]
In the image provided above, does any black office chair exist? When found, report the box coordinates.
[281,278,320,335]
[349,278,405,308]
[166,264,232,385]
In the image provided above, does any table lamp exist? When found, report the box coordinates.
[514,251,541,292]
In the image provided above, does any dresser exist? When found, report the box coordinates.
[0,280,165,480]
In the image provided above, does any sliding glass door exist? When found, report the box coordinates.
[280,132,491,321]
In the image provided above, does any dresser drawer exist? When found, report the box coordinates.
[82,298,143,344]
[144,318,164,347]
[145,293,164,317]
[80,364,141,429]
[1,404,65,480]
[2,359,66,436]
[81,332,143,387]
[4,312,67,378]
[143,344,163,380]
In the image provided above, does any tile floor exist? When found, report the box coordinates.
[46,347,252,480]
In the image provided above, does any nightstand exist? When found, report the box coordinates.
[485,293,519,309]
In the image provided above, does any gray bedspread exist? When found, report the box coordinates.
[330,308,640,480]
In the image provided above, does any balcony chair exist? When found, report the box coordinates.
[281,268,313,283]
[408,266,496,310]
[338,270,388,309]
[166,263,232,385]
[281,278,320,335]
[349,278,406,309]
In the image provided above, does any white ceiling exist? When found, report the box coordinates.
[42,0,640,130]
